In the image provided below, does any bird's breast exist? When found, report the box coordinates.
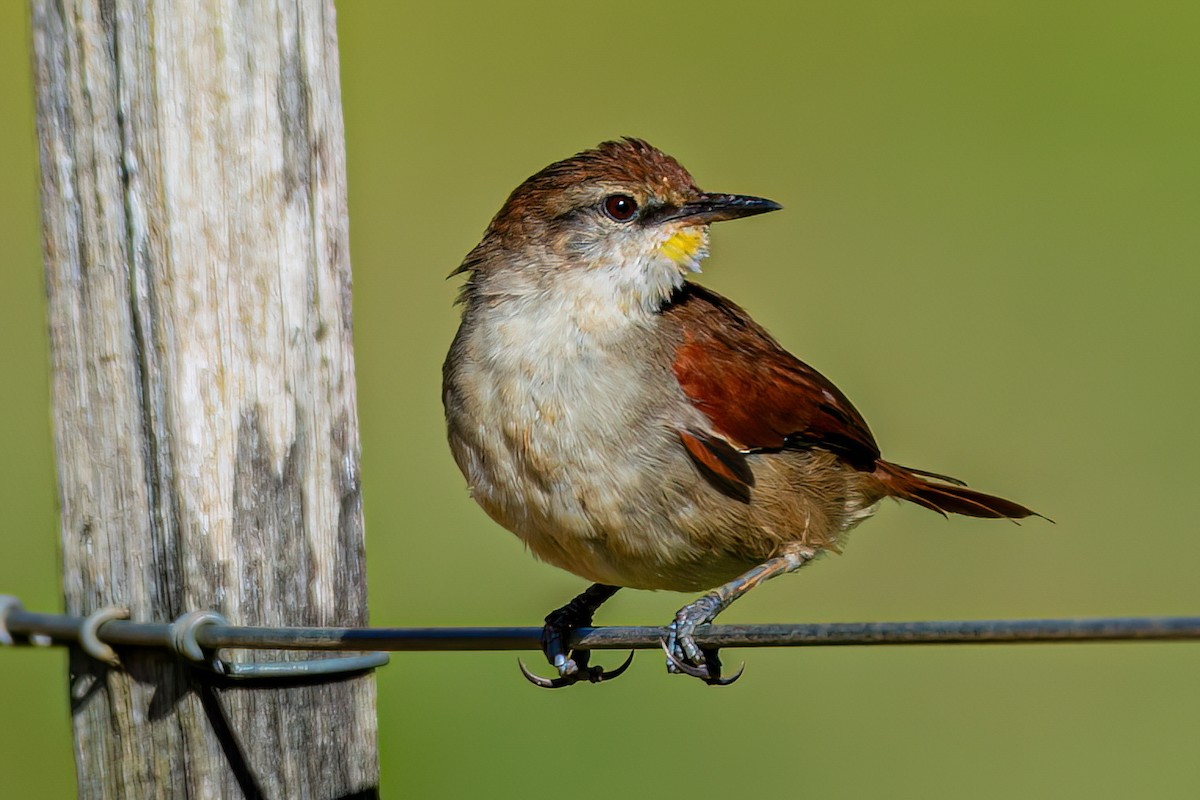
[443,296,711,585]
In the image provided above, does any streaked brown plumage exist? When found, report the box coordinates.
[443,138,1039,686]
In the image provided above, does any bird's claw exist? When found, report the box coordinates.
[662,595,745,685]
[659,638,744,686]
[518,650,635,689]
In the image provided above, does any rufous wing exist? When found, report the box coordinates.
[662,283,1040,520]
[664,283,882,475]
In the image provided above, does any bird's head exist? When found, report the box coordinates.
[456,138,780,315]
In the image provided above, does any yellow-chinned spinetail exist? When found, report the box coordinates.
[443,138,1041,687]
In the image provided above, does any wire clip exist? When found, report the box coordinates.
[167,610,389,681]
[0,595,21,646]
[79,606,129,666]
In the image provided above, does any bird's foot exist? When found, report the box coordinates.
[518,648,635,689]
[518,583,632,688]
[661,594,745,686]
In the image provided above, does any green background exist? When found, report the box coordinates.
[2,1,1198,797]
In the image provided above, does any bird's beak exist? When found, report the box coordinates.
[649,193,782,225]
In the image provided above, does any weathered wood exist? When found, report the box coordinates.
[32,1,379,797]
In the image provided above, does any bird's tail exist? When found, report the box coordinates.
[873,460,1042,520]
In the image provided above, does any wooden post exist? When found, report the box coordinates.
[32,1,379,797]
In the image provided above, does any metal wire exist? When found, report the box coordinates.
[4,600,1199,660]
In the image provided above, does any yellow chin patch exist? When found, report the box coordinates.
[659,228,708,269]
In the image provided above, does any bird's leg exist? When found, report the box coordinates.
[664,546,817,685]
[518,583,634,688]
[542,583,621,675]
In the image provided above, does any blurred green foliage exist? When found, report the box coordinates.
[1,1,1197,797]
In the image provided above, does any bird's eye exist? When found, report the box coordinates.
[602,194,638,222]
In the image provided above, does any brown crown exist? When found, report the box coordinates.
[498,138,700,221]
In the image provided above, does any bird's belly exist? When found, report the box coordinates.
[444,329,747,589]
[449,379,683,584]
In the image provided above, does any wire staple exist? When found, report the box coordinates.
[79,606,130,666]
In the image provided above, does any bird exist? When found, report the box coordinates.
[442,137,1040,687]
